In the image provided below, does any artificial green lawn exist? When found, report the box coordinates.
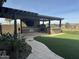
[34,31,79,59]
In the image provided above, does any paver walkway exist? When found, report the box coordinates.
[24,33,64,59]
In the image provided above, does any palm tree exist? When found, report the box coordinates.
[0,0,7,7]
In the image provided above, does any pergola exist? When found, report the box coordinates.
[0,7,63,38]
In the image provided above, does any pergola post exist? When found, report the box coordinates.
[43,19,44,24]
[48,20,51,34]
[14,16,17,39]
[0,23,2,34]
[59,19,62,32]
[20,19,22,33]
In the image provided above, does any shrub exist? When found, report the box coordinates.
[0,33,32,59]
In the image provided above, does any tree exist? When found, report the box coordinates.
[0,0,7,7]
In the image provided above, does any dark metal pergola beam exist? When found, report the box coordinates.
[59,19,62,32]
[42,19,45,24]
[0,23,2,34]
[48,20,51,34]
[39,15,63,21]
[0,7,38,19]
[14,15,17,39]
[20,19,22,33]
[59,19,61,28]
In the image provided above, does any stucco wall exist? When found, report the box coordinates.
[2,25,20,34]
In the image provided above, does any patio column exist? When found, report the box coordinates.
[48,20,51,34]
[59,19,62,32]
[0,23,2,34]
[43,19,44,24]
[20,19,22,33]
[14,16,17,39]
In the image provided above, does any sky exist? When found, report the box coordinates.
[0,0,79,24]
